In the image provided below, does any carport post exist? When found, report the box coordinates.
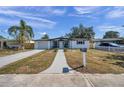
[0,41,3,50]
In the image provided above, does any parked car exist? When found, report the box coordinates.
[8,45,21,49]
[99,42,123,47]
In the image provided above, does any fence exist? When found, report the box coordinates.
[95,46,124,53]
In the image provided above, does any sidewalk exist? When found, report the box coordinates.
[41,49,73,74]
[0,74,124,87]
[0,50,43,68]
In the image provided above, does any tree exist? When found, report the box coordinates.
[41,34,49,39]
[8,20,34,49]
[65,24,95,40]
[103,31,120,38]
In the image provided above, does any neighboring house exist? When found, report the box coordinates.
[34,37,89,49]
[0,39,34,50]
[93,38,124,48]
[0,38,7,50]
[7,40,34,48]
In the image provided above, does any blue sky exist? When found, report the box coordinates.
[0,6,124,39]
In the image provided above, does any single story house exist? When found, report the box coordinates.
[34,37,89,49]
[93,38,124,48]
[1,37,89,49]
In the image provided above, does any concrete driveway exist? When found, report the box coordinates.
[0,73,124,87]
[0,50,44,68]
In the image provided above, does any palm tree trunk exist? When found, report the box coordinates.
[20,42,25,50]
[22,45,25,50]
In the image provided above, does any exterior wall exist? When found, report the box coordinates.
[59,41,64,48]
[93,42,100,48]
[34,41,51,49]
[50,41,54,48]
[48,41,51,49]
[35,39,89,49]
[69,40,89,49]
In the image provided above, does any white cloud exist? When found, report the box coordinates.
[0,17,55,29]
[0,18,18,25]
[51,9,65,15]
[0,7,56,28]
[97,25,124,36]
[13,6,66,16]
[68,13,97,19]
[106,7,124,18]
[74,6,101,15]
[68,6,102,19]
[41,7,66,15]
[40,32,47,35]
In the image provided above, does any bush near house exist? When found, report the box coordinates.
[24,43,34,49]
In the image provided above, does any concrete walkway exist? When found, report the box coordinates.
[41,49,74,74]
[0,50,43,68]
[0,74,124,87]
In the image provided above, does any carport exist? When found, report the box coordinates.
[0,39,7,50]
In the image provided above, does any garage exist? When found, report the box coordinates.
[34,40,51,49]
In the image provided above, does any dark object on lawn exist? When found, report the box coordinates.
[112,62,124,68]
[72,65,84,70]
[54,49,57,52]
[63,67,69,73]
[80,48,87,52]
[64,48,67,52]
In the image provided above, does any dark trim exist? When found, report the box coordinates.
[34,38,87,41]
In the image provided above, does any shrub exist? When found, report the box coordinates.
[64,48,67,52]
[54,48,57,52]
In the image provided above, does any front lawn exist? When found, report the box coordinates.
[0,49,28,57]
[0,49,57,74]
[65,49,124,74]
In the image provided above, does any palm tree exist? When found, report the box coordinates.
[8,20,34,49]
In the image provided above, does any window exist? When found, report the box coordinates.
[77,40,85,45]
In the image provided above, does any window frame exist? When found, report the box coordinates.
[76,40,85,45]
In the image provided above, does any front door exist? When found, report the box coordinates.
[59,41,64,48]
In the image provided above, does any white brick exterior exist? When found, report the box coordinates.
[35,39,89,49]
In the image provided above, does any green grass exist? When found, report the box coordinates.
[0,49,57,74]
[65,49,124,74]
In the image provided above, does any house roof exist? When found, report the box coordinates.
[0,35,7,41]
[34,37,88,41]
[93,38,123,42]
[0,38,7,41]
